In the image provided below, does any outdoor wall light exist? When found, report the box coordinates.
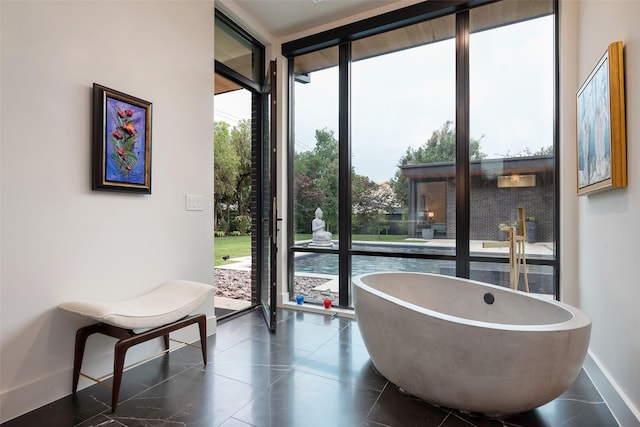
[497,174,536,188]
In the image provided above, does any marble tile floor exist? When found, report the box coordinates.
[3,308,618,427]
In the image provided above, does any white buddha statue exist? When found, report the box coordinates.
[311,208,333,246]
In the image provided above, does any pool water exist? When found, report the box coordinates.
[293,252,554,294]
[294,253,451,276]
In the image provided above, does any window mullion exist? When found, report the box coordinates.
[455,10,470,278]
[338,43,352,307]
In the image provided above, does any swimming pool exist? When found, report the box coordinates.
[293,251,554,294]
[294,252,451,276]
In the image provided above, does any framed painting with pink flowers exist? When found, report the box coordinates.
[92,83,152,193]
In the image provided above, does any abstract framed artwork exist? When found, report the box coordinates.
[92,83,152,193]
[576,41,627,195]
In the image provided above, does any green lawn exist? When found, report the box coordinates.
[214,233,416,266]
[214,235,251,266]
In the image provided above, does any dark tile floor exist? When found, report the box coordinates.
[4,308,619,427]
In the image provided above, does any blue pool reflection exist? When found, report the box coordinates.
[294,253,452,276]
[293,252,554,294]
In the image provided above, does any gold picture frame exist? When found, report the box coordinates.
[576,41,627,195]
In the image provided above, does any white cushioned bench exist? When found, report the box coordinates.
[58,280,213,411]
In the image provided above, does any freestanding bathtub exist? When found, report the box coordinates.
[353,272,591,416]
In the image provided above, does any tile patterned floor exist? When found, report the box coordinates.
[3,308,619,427]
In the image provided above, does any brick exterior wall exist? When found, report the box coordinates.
[441,172,553,242]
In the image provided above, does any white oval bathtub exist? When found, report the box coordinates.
[353,272,591,416]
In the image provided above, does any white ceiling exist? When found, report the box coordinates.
[221,0,407,39]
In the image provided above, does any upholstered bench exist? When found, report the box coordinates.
[58,280,213,411]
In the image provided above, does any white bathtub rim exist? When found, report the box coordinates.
[353,271,591,333]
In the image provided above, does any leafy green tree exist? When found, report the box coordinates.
[351,173,378,233]
[230,119,252,217]
[214,122,240,232]
[294,128,339,234]
[353,177,400,236]
[390,120,486,205]
[294,173,326,233]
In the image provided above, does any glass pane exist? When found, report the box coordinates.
[469,7,555,295]
[352,255,455,277]
[293,252,339,305]
[470,262,554,294]
[215,14,263,83]
[292,46,339,249]
[351,14,456,254]
[293,252,456,306]
[213,84,253,315]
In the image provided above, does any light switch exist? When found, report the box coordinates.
[186,194,204,211]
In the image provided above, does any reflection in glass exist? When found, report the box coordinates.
[468,7,555,295]
[470,262,554,295]
[215,14,263,83]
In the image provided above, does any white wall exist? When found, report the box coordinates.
[0,1,215,422]
[561,0,640,420]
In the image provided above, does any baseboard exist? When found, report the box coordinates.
[207,313,217,336]
[0,366,72,423]
[584,351,640,427]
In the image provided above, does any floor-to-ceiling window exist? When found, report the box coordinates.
[468,4,556,293]
[290,46,341,304]
[350,13,458,299]
[286,0,557,307]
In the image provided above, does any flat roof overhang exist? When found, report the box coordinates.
[400,156,554,179]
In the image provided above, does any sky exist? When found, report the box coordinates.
[215,15,554,184]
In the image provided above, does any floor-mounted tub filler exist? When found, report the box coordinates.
[352,272,592,417]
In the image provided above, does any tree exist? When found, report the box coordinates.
[502,145,554,157]
[230,119,252,216]
[293,173,326,233]
[390,120,486,205]
[214,122,240,232]
[353,178,400,236]
[294,128,339,234]
[352,173,379,233]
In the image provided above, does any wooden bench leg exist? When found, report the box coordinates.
[72,324,102,393]
[72,314,207,412]
[163,334,170,351]
[109,314,207,411]
[111,340,130,412]
[197,314,207,364]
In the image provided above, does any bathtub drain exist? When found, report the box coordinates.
[483,293,495,304]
